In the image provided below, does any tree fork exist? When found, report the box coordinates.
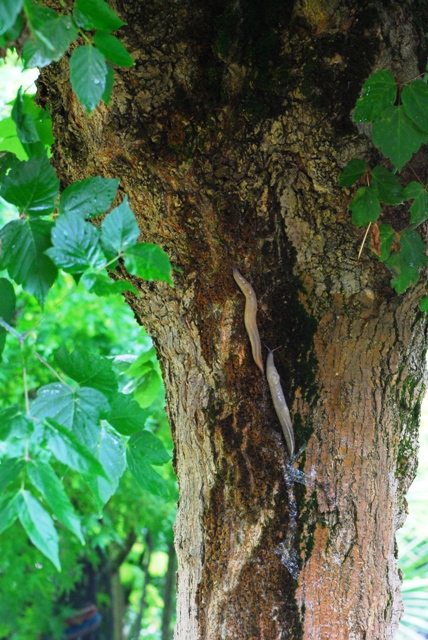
[39,0,428,637]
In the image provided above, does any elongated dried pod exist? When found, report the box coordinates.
[233,268,264,374]
[266,349,295,457]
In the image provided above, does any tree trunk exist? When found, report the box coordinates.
[40,0,428,637]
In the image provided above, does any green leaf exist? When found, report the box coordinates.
[45,212,105,274]
[32,383,110,453]
[0,153,59,216]
[93,31,133,67]
[349,186,380,227]
[372,106,427,171]
[102,64,115,105]
[83,426,126,511]
[0,150,20,174]
[44,418,108,479]
[124,243,173,284]
[126,431,171,497]
[404,182,428,228]
[0,491,23,535]
[11,87,40,146]
[10,91,54,156]
[81,270,138,296]
[371,166,404,204]
[19,489,60,570]
[0,278,16,361]
[134,369,162,408]
[0,0,23,36]
[54,346,118,399]
[0,219,57,307]
[0,459,24,493]
[22,0,78,68]
[402,80,428,133]
[69,46,108,113]
[419,295,428,312]
[73,0,126,31]
[353,70,397,123]
[0,406,33,446]
[101,196,140,259]
[27,460,83,543]
[2,12,23,42]
[59,177,119,218]
[338,158,366,188]
[107,393,150,435]
[386,229,427,293]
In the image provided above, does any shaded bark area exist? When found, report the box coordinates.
[40,0,428,637]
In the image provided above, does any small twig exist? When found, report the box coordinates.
[34,351,71,387]
[0,317,26,344]
[358,223,372,262]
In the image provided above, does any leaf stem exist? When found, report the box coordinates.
[0,317,26,344]
[358,223,372,263]
[34,351,71,387]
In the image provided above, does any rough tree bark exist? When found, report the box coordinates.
[40,0,428,637]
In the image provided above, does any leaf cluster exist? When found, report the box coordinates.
[339,70,428,302]
[0,0,134,113]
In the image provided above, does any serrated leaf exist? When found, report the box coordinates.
[11,87,40,145]
[73,0,125,31]
[370,223,396,262]
[54,346,118,399]
[69,46,108,113]
[0,491,23,535]
[22,0,77,68]
[19,489,60,570]
[371,166,404,204]
[32,383,110,453]
[386,229,427,293]
[0,153,59,215]
[125,347,157,376]
[134,369,162,408]
[45,212,105,273]
[27,460,84,543]
[81,270,138,296]
[59,177,119,218]
[124,243,173,284]
[0,406,33,447]
[101,196,140,259]
[353,70,397,123]
[44,418,108,479]
[0,459,24,493]
[349,186,380,228]
[372,106,427,171]
[0,278,16,361]
[404,182,428,228]
[93,31,133,68]
[126,431,171,497]
[0,0,23,35]
[83,426,126,511]
[338,159,367,187]
[0,219,57,307]
[107,393,150,435]
[102,64,115,105]
[402,80,428,133]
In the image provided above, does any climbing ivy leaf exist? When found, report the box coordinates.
[402,80,428,133]
[81,270,138,296]
[353,70,397,123]
[338,158,366,187]
[371,166,404,204]
[420,296,428,312]
[0,278,16,361]
[124,243,173,284]
[349,186,380,227]
[404,182,428,228]
[73,0,125,31]
[101,196,140,259]
[45,212,105,273]
[69,46,108,113]
[370,223,396,262]
[372,105,427,171]
[22,0,78,68]
[0,0,23,35]
[59,177,119,218]
[386,229,427,293]
[0,218,57,307]
[93,31,133,68]
[0,153,59,216]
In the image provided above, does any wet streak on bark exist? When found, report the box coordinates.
[38,0,428,637]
